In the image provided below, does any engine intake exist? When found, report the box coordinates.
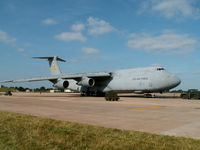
[78,77,95,87]
[54,79,69,89]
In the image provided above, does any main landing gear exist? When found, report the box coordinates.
[80,91,105,97]
[105,91,119,101]
[80,91,120,101]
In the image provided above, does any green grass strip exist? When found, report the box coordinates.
[0,111,200,150]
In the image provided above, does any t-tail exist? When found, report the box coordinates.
[32,56,66,76]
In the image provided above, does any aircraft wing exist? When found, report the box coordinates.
[0,72,111,83]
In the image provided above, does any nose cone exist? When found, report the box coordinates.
[170,75,181,88]
[175,76,181,86]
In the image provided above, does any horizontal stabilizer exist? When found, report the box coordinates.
[32,56,66,62]
[32,56,65,76]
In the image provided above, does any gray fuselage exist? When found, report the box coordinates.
[1,57,181,95]
[77,67,181,94]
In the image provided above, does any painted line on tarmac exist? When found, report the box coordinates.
[131,105,165,109]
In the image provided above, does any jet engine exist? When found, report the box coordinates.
[78,77,95,87]
[67,79,81,91]
[54,79,69,89]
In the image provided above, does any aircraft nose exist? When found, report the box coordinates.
[175,76,181,86]
[171,75,181,87]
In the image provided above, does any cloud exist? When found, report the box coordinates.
[54,17,116,43]
[139,0,200,19]
[54,32,87,42]
[17,48,24,52]
[68,59,78,63]
[82,47,100,54]
[0,30,16,44]
[71,23,85,32]
[127,30,198,54]
[42,18,57,25]
[0,30,26,53]
[87,17,115,35]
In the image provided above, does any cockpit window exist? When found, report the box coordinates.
[157,68,165,71]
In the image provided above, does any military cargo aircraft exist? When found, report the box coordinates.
[1,56,181,96]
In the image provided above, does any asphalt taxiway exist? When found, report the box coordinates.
[0,92,200,139]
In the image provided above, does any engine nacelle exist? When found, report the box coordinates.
[67,79,81,91]
[54,79,69,89]
[78,77,95,87]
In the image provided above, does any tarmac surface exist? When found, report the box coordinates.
[0,92,200,139]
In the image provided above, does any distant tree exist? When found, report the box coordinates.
[18,87,26,92]
[0,85,5,88]
[170,89,183,93]
[40,86,46,92]
[34,88,40,92]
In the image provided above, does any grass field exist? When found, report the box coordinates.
[0,111,200,150]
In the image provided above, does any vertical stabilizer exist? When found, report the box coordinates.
[32,56,66,76]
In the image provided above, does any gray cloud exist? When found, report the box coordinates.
[0,30,26,53]
[55,32,87,42]
[0,30,16,44]
[82,47,100,54]
[127,30,198,54]
[87,17,116,35]
[139,0,200,20]
[42,18,57,25]
[71,23,85,32]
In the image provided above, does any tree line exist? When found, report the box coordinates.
[0,85,53,92]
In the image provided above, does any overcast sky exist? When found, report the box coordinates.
[1,0,200,90]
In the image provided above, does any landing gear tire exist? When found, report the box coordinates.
[105,92,119,101]
[106,98,119,101]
